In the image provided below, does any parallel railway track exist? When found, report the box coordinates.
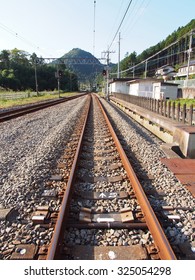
[0,93,87,122]
[28,93,176,260]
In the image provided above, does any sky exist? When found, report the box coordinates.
[0,0,194,63]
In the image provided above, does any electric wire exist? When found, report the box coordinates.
[110,45,195,77]
[0,21,51,56]
[106,0,126,47]
[110,29,193,75]
[108,0,133,51]
[0,22,39,51]
[122,0,151,38]
[93,0,96,56]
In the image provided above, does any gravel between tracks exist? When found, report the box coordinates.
[0,96,87,258]
[0,94,194,259]
[101,98,195,253]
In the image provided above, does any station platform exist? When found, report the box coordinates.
[109,96,195,197]
[161,158,195,197]
[110,96,195,159]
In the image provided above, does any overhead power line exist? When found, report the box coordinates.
[93,0,96,56]
[122,0,151,37]
[108,0,133,51]
[110,29,194,76]
[0,21,51,56]
[107,0,126,44]
[0,22,39,51]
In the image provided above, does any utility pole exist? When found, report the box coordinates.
[102,49,115,100]
[93,0,96,56]
[117,32,121,78]
[34,60,39,95]
[132,64,135,78]
[58,66,60,98]
[186,30,194,85]
[55,63,61,98]
[144,59,148,79]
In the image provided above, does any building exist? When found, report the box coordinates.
[175,60,195,78]
[127,78,157,98]
[127,78,178,100]
[153,81,178,99]
[110,78,178,100]
[155,65,176,80]
[109,78,133,95]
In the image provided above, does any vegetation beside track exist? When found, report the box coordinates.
[169,98,195,107]
[0,91,80,109]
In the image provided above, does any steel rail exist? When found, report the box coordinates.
[97,95,177,260]
[46,95,91,259]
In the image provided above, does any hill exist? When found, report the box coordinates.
[60,48,104,84]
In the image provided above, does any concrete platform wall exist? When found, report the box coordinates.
[110,96,195,159]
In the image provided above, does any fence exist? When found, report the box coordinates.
[167,79,195,88]
[0,92,39,100]
[112,92,194,125]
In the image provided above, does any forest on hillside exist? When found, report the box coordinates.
[60,48,104,86]
[0,49,78,92]
[113,19,195,78]
[1,19,194,91]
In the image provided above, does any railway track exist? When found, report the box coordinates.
[20,93,176,260]
[0,93,87,122]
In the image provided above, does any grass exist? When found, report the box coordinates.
[1,91,194,109]
[98,92,106,97]
[169,98,195,107]
[0,91,80,109]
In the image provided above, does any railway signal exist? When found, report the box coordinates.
[55,69,63,98]
[102,69,107,76]
[58,70,63,77]
[55,70,63,78]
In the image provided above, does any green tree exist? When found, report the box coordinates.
[10,48,29,66]
[0,48,79,91]
[0,50,10,69]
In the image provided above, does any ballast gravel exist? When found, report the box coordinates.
[0,94,194,260]
[101,98,195,253]
[0,96,87,258]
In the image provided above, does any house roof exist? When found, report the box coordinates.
[109,78,136,84]
[179,60,195,68]
[153,81,179,87]
[157,64,175,70]
[126,78,163,84]
[109,77,178,87]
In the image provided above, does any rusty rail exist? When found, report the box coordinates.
[46,95,91,259]
[46,93,176,260]
[97,96,176,260]
[0,93,88,122]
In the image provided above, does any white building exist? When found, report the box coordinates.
[110,78,178,100]
[155,65,176,80]
[175,60,195,78]
[127,79,178,100]
[109,78,133,95]
[127,78,157,98]
[153,81,178,99]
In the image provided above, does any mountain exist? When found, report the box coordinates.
[60,48,104,83]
